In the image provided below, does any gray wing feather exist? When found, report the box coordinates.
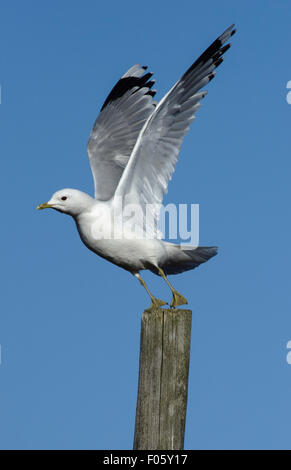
[87,65,157,200]
[114,25,236,232]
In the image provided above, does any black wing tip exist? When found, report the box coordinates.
[146,90,157,98]
[221,43,231,54]
[208,72,216,82]
[142,72,154,82]
[182,24,236,81]
[218,24,236,46]
[146,80,155,89]
[222,24,236,36]
[101,68,155,111]
[214,56,224,68]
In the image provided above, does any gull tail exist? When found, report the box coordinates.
[160,243,218,275]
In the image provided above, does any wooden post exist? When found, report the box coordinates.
[133,308,192,450]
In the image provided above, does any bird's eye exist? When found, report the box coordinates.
[61,196,67,201]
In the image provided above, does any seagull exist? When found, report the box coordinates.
[37,25,236,311]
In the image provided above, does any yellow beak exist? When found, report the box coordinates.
[36,202,53,210]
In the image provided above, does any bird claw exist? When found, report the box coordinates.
[170,290,188,308]
[146,297,168,312]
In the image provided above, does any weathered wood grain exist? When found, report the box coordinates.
[133,308,192,450]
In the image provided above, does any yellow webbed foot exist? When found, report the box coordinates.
[170,290,188,308]
[146,297,168,312]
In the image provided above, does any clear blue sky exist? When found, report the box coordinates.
[1,0,291,450]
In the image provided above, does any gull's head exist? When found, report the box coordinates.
[37,189,94,217]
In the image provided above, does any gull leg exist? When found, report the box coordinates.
[134,273,167,311]
[158,267,188,308]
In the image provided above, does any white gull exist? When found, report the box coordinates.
[37,25,236,310]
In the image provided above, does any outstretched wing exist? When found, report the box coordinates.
[114,25,236,234]
[87,65,157,200]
